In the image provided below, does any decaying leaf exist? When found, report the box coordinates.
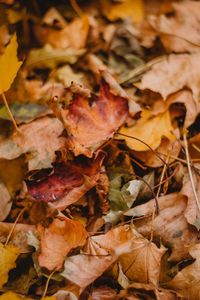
[119,110,175,151]
[0,243,20,288]
[37,217,87,271]
[0,33,22,94]
[60,82,128,157]
[166,244,200,300]
[0,117,65,171]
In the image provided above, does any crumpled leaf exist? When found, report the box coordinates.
[0,243,20,288]
[34,8,90,50]
[119,110,175,151]
[181,170,200,230]
[101,0,144,22]
[59,82,128,157]
[27,151,105,210]
[37,217,87,271]
[25,44,85,70]
[166,244,200,300]
[0,33,22,94]
[61,225,138,288]
[151,90,200,128]
[0,180,11,221]
[149,1,200,53]
[138,53,200,101]
[0,116,65,171]
[126,193,199,261]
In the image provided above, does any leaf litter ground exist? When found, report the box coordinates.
[0,0,200,299]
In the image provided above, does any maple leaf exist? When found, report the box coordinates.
[119,110,175,151]
[37,217,87,271]
[60,82,128,157]
[26,151,105,210]
[0,243,20,288]
[166,244,200,300]
[138,53,200,101]
[0,33,22,94]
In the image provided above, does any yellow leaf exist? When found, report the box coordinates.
[0,292,56,300]
[119,110,175,151]
[0,33,22,94]
[101,0,144,22]
[0,243,20,288]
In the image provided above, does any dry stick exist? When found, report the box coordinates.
[116,133,170,169]
[5,208,25,245]
[41,271,55,299]
[150,154,169,242]
[191,143,200,153]
[183,134,200,212]
[70,0,83,17]
[1,93,20,133]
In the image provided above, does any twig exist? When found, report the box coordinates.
[1,93,21,133]
[183,134,200,212]
[41,271,55,299]
[5,208,25,245]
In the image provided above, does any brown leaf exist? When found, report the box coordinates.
[138,53,200,101]
[88,286,117,300]
[181,170,200,230]
[0,181,11,221]
[119,238,166,285]
[0,116,65,171]
[166,244,200,300]
[151,90,200,128]
[61,225,138,288]
[34,8,89,49]
[125,193,199,261]
[60,82,128,157]
[120,282,181,300]
[37,217,87,271]
[27,151,105,210]
[149,1,200,53]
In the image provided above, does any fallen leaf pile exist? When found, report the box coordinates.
[1,0,200,299]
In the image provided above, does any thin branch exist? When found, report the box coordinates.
[41,271,55,299]
[5,208,25,245]
[1,93,21,133]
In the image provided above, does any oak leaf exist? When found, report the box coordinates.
[0,243,20,288]
[37,217,87,271]
[119,110,175,151]
[0,33,22,94]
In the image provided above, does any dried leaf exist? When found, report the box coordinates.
[0,181,11,221]
[138,53,200,101]
[126,193,198,261]
[0,33,22,94]
[0,117,65,171]
[37,217,87,271]
[0,243,20,288]
[0,292,55,300]
[119,110,175,151]
[101,0,144,22]
[166,244,200,300]
[27,152,105,210]
[61,82,128,157]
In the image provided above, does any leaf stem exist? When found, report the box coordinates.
[41,271,55,299]
[1,93,21,133]
[5,208,25,245]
